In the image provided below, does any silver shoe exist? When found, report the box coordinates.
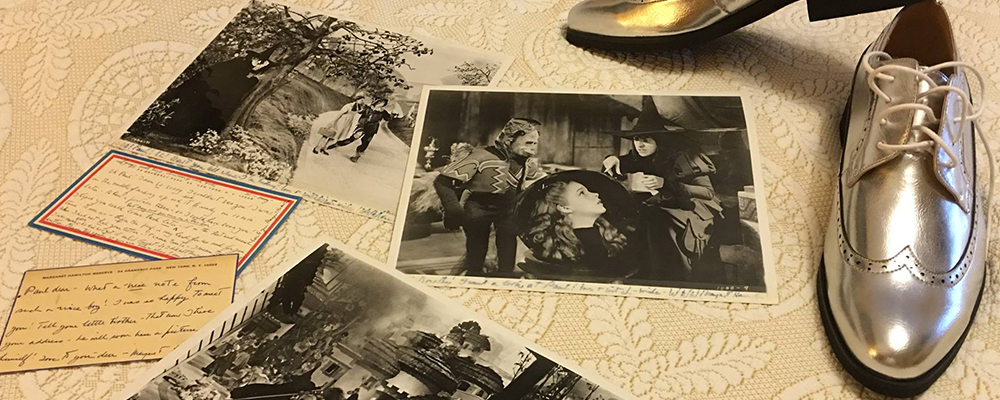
[565,0,797,51]
[819,1,995,397]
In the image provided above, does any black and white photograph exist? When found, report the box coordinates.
[116,241,634,400]
[117,0,512,215]
[390,88,777,303]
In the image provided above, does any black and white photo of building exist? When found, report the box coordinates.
[124,243,628,400]
[391,88,777,302]
[118,0,510,214]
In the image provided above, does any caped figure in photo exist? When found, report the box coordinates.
[325,97,394,162]
[271,244,328,322]
[603,96,724,282]
[433,118,545,276]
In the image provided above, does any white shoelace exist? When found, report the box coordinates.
[862,51,995,204]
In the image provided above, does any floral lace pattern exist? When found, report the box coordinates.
[0,0,998,399]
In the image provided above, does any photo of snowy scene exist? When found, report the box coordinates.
[120,0,511,214]
[122,243,630,400]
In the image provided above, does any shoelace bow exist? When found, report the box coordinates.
[862,51,995,204]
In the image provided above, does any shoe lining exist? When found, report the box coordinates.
[883,1,956,75]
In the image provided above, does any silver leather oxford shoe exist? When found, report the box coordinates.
[819,1,995,397]
[565,0,797,51]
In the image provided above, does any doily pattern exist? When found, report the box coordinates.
[1,0,999,399]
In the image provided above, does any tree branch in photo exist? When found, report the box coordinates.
[222,1,430,128]
[452,62,500,86]
[314,24,431,99]
[143,0,434,174]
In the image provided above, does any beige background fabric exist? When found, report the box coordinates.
[1,0,998,398]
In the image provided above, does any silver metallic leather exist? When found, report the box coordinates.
[824,2,989,380]
[567,0,758,38]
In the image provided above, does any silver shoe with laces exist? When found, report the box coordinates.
[818,2,995,397]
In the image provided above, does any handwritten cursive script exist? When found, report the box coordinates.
[0,255,237,373]
[32,153,298,271]
[414,275,765,302]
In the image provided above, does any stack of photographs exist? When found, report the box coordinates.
[88,1,781,398]
[108,0,777,303]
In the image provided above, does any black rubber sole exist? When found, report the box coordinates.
[817,259,985,398]
[565,0,799,51]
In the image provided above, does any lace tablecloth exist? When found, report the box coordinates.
[1,0,998,399]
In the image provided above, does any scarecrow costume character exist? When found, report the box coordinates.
[433,118,545,276]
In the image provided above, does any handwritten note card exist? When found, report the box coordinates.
[0,255,238,373]
[30,151,300,273]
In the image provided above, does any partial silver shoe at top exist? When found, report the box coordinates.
[565,0,797,50]
[818,1,994,397]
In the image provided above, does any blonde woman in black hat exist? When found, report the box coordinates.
[516,173,641,282]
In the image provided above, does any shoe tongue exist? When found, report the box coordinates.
[910,66,950,143]
[922,67,949,86]
[875,57,950,144]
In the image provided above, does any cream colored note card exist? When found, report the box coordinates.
[0,254,237,373]
[29,151,300,273]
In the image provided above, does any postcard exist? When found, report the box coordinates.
[0,254,238,374]
[388,87,779,304]
[114,240,637,400]
[112,0,514,222]
[30,151,299,273]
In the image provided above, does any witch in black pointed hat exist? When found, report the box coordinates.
[601,95,724,283]
[246,45,278,72]
[138,44,280,143]
[200,44,279,128]
[601,95,687,202]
